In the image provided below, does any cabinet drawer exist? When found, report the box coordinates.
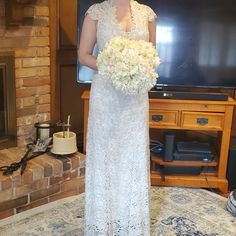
[149,110,179,128]
[181,111,224,130]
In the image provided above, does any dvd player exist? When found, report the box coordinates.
[174,151,214,162]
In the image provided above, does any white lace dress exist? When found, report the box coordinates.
[85,1,157,235]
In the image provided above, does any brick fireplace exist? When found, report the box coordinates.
[0,0,86,220]
[0,0,51,148]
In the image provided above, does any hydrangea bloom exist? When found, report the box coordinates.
[97,36,161,95]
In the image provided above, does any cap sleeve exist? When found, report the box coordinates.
[147,6,157,22]
[85,4,101,21]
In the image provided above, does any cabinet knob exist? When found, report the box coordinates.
[196,117,208,125]
[152,114,163,122]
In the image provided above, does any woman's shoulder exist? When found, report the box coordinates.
[86,1,109,20]
[133,1,157,21]
[87,1,109,12]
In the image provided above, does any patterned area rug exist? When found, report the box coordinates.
[0,187,236,236]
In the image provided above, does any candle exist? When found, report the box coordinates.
[39,123,50,140]
[67,115,70,138]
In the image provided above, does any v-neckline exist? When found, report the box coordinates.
[110,0,135,34]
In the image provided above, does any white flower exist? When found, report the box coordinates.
[97,36,161,95]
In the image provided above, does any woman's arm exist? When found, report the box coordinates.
[78,14,98,70]
[148,20,156,46]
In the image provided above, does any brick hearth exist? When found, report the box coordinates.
[0,147,85,220]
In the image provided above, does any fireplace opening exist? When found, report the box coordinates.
[0,51,16,149]
[0,67,5,136]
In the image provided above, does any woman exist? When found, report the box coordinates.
[79,0,157,235]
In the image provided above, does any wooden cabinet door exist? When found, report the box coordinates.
[50,0,90,142]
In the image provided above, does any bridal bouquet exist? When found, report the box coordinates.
[97,36,160,95]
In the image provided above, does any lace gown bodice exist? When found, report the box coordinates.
[85,1,157,235]
[87,0,156,50]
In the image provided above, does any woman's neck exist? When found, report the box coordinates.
[111,0,132,6]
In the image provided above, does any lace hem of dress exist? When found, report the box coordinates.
[86,221,149,236]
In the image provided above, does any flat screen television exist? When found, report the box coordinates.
[77,0,236,90]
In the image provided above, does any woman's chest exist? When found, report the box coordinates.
[96,5,150,48]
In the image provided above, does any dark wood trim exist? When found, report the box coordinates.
[49,0,60,123]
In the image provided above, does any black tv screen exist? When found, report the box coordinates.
[77,0,236,89]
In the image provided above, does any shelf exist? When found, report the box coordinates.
[151,170,217,177]
[200,171,217,177]
[151,153,218,167]
[150,171,223,189]
[151,168,217,177]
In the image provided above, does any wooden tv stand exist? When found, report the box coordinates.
[81,90,236,194]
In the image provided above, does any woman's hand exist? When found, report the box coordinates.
[78,14,98,70]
